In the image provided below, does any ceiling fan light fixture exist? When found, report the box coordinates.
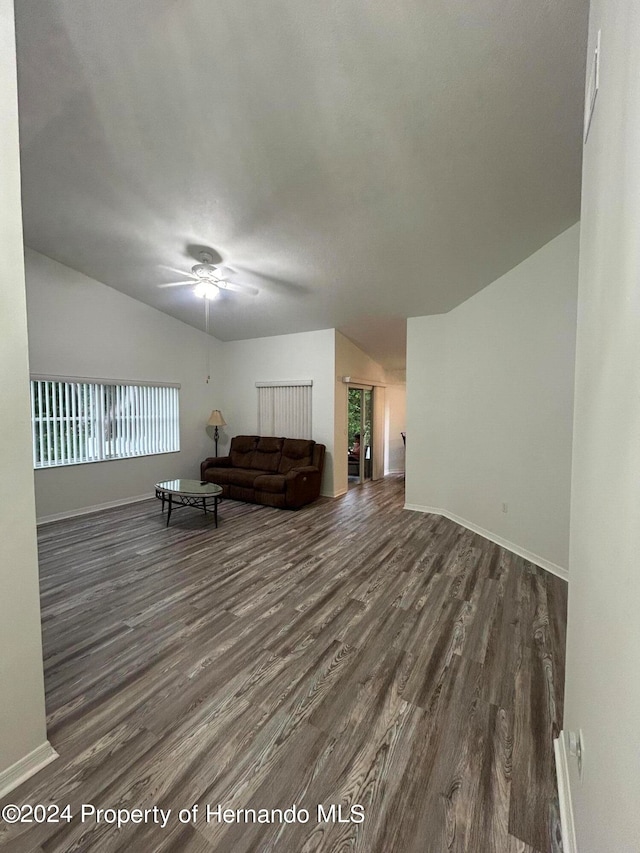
[156,252,257,298]
[195,281,219,300]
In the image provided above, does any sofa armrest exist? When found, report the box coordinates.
[200,456,232,479]
[284,465,322,508]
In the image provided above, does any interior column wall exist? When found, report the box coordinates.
[563,3,640,849]
[0,0,49,789]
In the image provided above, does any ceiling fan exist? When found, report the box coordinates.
[158,252,259,300]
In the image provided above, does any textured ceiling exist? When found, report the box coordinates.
[14,0,588,371]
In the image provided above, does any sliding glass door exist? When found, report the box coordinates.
[348,386,373,485]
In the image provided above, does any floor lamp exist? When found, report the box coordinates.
[207,410,227,456]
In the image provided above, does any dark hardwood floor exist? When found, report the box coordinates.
[0,476,566,852]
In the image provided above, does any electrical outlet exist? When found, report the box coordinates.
[502,502,508,513]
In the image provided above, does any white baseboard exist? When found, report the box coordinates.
[554,732,578,853]
[0,741,58,799]
[323,488,348,498]
[37,493,151,525]
[403,503,568,582]
[404,502,443,515]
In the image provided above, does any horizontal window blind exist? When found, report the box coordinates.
[30,379,180,469]
[257,382,312,439]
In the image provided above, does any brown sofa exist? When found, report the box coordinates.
[200,435,326,509]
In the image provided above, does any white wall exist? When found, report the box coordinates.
[405,315,451,511]
[564,4,640,850]
[0,0,49,789]
[221,330,337,496]
[25,249,226,520]
[406,224,579,575]
[384,384,406,474]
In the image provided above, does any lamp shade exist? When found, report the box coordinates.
[207,410,227,427]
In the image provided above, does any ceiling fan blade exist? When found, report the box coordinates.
[214,265,239,279]
[218,280,259,296]
[159,265,194,277]
[158,280,197,288]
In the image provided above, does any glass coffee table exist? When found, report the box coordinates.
[155,479,223,527]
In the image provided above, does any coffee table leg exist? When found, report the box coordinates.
[214,496,218,528]
[166,494,172,527]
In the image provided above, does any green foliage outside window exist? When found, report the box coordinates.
[348,389,361,446]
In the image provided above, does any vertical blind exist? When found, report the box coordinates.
[30,378,180,468]
[257,381,312,438]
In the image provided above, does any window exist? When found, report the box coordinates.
[256,380,312,438]
[30,377,180,469]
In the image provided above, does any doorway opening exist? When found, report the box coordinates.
[348,386,373,487]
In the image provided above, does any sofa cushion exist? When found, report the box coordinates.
[202,468,240,487]
[229,435,259,469]
[226,468,266,488]
[230,484,257,503]
[254,473,286,494]
[252,436,284,472]
[255,491,287,509]
[278,438,315,474]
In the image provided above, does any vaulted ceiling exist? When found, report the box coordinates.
[15,0,588,370]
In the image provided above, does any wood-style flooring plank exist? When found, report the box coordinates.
[0,476,565,853]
